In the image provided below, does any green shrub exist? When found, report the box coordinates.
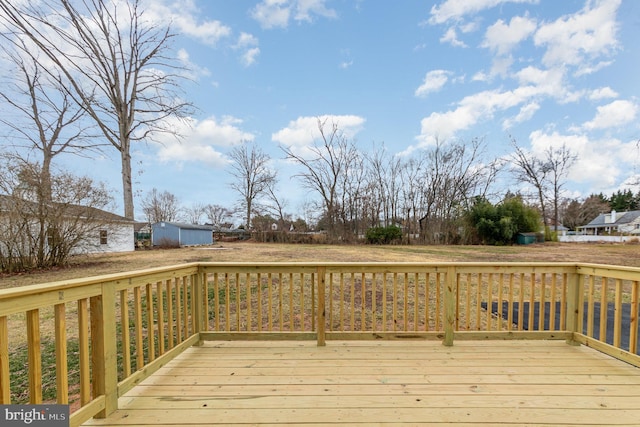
[366,225,402,244]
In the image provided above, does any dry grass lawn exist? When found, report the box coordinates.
[2,241,640,290]
[2,240,640,409]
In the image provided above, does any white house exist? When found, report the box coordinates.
[71,208,135,253]
[578,210,640,236]
[0,195,135,255]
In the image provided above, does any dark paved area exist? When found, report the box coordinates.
[482,301,640,353]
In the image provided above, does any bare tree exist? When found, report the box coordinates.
[281,118,359,240]
[0,0,193,219]
[544,143,577,231]
[509,137,550,230]
[418,139,494,244]
[204,204,232,228]
[563,195,610,230]
[341,151,366,240]
[140,188,180,224]
[183,202,206,225]
[399,156,424,244]
[228,141,276,229]
[0,154,113,272]
[365,144,402,228]
[264,180,288,230]
[0,40,98,202]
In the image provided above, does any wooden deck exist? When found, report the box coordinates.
[82,340,640,426]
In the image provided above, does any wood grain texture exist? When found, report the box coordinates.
[83,340,640,426]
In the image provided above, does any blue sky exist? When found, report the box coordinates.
[48,1,640,221]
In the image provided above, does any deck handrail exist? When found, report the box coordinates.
[1,261,640,426]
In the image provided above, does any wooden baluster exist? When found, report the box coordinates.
[213,273,219,332]
[392,273,398,332]
[133,287,144,367]
[78,299,90,405]
[413,273,419,332]
[166,280,174,348]
[517,274,525,331]
[382,273,387,332]
[249,273,255,332]
[599,277,608,343]
[317,267,326,346]
[630,281,639,354]
[26,309,42,404]
[146,283,155,361]
[528,273,535,331]
[268,273,274,331]
[279,273,284,331]
[587,275,595,338]
[549,274,557,331]
[614,279,623,348]
[156,282,165,354]
[120,289,131,376]
[54,303,68,404]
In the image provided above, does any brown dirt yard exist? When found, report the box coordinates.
[2,241,640,290]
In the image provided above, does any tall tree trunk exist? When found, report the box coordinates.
[121,147,134,220]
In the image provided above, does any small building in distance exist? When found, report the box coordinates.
[151,222,213,246]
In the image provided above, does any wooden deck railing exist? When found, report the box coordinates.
[1,262,639,425]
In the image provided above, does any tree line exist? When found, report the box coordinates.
[144,118,635,246]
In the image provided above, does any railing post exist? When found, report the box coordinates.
[0,316,9,404]
[565,270,582,345]
[192,271,204,345]
[443,266,456,346]
[317,267,326,347]
[90,282,118,418]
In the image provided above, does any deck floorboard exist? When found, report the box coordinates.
[83,340,640,426]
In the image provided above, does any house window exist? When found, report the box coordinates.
[100,230,108,245]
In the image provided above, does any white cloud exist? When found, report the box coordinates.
[533,0,621,71]
[415,70,451,97]
[294,0,338,22]
[589,87,619,100]
[582,100,638,130]
[528,130,634,192]
[153,115,255,166]
[574,60,614,77]
[440,27,467,47]
[487,55,515,79]
[234,33,260,67]
[241,48,261,67]
[176,48,211,80]
[482,15,537,55]
[417,83,553,144]
[251,0,337,29]
[236,32,259,48]
[339,48,354,69]
[145,0,231,46]
[251,0,290,29]
[503,102,540,129]
[429,0,539,25]
[272,115,366,147]
[514,66,567,99]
